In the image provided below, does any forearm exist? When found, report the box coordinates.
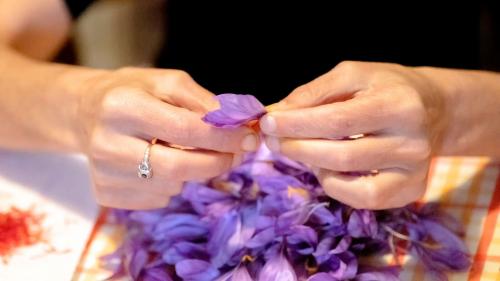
[417,67,500,158]
[0,46,105,152]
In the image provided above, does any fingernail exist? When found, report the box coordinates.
[265,136,280,152]
[260,115,276,134]
[241,134,258,152]
[231,154,244,168]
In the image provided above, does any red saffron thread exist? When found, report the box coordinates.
[0,207,44,263]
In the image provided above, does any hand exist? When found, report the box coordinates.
[77,67,258,209]
[260,61,444,209]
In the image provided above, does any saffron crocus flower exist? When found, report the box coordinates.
[142,267,173,281]
[347,210,378,238]
[354,266,400,281]
[216,266,254,281]
[258,252,297,281]
[202,94,266,128]
[102,93,471,281]
[176,259,220,281]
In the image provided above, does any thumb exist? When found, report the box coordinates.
[268,62,365,112]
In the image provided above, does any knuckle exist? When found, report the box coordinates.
[169,70,192,85]
[329,115,354,135]
[320,180,336,199]
[362,182,384,209]
[337,149,357,170]
[287,84,316,105]
[396,87,426,126]
[411,139,432,161]
[87,130,111,161]
[101,87,140,117]
[334,60,360,74]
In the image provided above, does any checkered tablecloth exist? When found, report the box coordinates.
[73,157,500,281]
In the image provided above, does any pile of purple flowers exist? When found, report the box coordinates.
[103,94,470,281]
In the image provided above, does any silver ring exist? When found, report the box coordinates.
[138,138,157,179]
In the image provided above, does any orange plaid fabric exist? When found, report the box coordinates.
[73,157,500,281]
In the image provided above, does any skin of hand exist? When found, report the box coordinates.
[0,0,258,210]
[76,67,258,209]
[260,61,500,210]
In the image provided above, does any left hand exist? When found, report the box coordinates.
[260,61,445,209]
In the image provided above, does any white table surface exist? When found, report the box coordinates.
[0,150,99,281]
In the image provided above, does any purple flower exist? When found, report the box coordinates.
[163,241,208,264]
[209,207,257,267]
[217,266,254,281]
[152,214,209,241]
[308,272,340,281]
[176,259,220,281]
[347,210,378,238]
[354,266,400,281]
[319,251,358,280]
[102,93,471,281]
[202,94,266,128]
[258,252,297,281]
[286,225,318,255]
[410,220,470,274]
[142,267,173,281]
[127,247,148,280]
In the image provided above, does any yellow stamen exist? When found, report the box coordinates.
[305,258,318,274]
[287,186,310,199]
[242,255,254,263]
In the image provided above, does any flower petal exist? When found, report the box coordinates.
[202,94,266,128]
[258,253,297,281]
[347,210,378,238]
[162,241,208,264]
[355,266,400,281]
[308,272,340,281]
[142,267,173,281]
[176,259,220,281]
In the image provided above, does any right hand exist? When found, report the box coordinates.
[76,67,258,209]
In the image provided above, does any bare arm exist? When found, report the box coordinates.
[0,0,256,209]
[0,0,71,60]
[0,0,100,151]
[416,67,500,158]
[261,61,500,209]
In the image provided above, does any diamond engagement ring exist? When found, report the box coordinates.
[138,138,157,179]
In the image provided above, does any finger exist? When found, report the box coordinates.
[268,61,369,111]
[103,88,258,153]
[94,185,179,210]
[119,67,219,113]
[266,136,419,172]
[261,93,397,138]
[153,71,219,113]
[91,134,236,182]
[317,168,427,209]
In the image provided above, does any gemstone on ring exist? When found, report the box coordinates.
[138,161,152,179]
[138,138,156,179]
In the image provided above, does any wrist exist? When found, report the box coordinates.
[415,66,500,157]
[48,63,109,152]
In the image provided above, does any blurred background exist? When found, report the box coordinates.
[62,0,500,106]
[68,0,499,71]
[69,0,166,68]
